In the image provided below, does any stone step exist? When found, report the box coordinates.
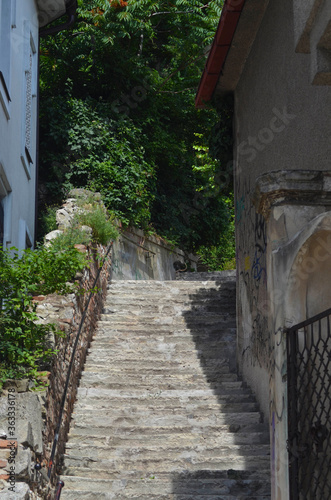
[108,277,235,287]
[84,356,238,370]
[72,391,257,409]
[82,368,240,382]
[72,401,259,418]
[176,270,236,280]
[102,305,235,316]
[68,422,268,439]
[70,411,262,429]
[89,334,236,346]
[64,442,270,460]
[75,387,259,404]
[104,292,234,302]
[61,473,270,499]
[63,455,271,477]
[93,327,237,338]
[79,372,237,388]
[61,475,270,498]
[91,333,237,347]
[85,344,237,357]
[61,492,270,500]
[99,313,234,322]
[66,428,269,447]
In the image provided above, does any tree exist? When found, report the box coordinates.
[39,0,234,258]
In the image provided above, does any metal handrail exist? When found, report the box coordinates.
[47,241,113,492]
[285,307,331,334]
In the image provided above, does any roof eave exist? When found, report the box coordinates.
[195,0,270,108]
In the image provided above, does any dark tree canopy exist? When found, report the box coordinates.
[39,0,235,263]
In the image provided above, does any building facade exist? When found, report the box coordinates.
[0,0,75,250]
[197,0,331,498]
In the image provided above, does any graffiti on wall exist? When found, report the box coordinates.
[236,175,270,366]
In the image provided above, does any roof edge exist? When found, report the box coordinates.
[195,0,246,109]
[195,0,270,108]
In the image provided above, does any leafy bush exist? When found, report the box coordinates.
[77,206,118,245]
[0,246,87,382]
[49,227,92,252]
[197,196,236,270]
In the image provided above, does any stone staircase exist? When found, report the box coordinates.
[60,272,271,499]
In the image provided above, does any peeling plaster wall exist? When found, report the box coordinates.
[233,0,331,420]
[231,0,331,497]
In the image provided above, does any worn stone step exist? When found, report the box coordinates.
[72,403,261,423]
[72,391,257,409]
[93,327,237,338]
[89,336,235,349]
[70,411,262,430]
[104,294,233,303]
[100,309,234,325]
[67,422,269,440]
[61,492,270,500]
[60,475,270,497]
[79,372,237,388]
[75,388,259,404]
[90,336,236,349]
[66,429,269,447]
[85,349,238,363]
[176,270,236,280]
[70,419,265,442]
[77,377,243,391]
[64,442,270,461]
[63,455,271,477]
[82,364,238,378]
[108,277,235,287]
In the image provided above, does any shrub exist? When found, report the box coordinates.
[77,206,118,245]
[0,245,87,383]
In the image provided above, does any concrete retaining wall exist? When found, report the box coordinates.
[112,227,197,281]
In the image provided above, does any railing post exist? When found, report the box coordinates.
[287,327,299,499]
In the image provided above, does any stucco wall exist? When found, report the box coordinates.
[0,0,40,249]
[233,0,331,419]
[231,1,331,497]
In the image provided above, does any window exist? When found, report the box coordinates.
[0,0,12,118]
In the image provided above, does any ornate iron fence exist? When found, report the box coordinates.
[287,308,331,499]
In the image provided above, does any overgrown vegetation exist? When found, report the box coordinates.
[0,246,87,385]
[39,0,235,269]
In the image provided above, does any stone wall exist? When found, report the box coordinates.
[41,243,112,491]
[0,191,112,499]
[112,226,198,281]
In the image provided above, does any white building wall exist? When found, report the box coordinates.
[0,0,40,250]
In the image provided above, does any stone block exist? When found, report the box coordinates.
[14,394,43,453]
[0,481,30,499]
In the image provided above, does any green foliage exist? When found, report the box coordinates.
[37,205,58,242]
[197,196,235,270]
[0,246,87,382]
[39,0,235,255]
[77,207,119,245]
[48,227,92,252]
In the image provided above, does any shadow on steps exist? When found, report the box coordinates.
[171,469,271,499]
[178,279,271,498]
